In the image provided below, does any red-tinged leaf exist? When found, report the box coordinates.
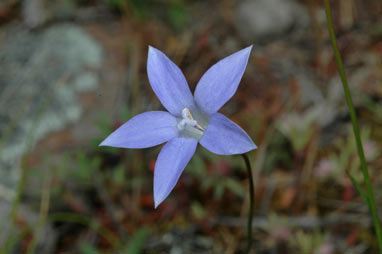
[279,187,297,209]
[342,183,354,202]
[346,231,359,246]
[149,159,156,173]
[113,120,123,130]
[374,41,382,54]
[196,32,209,51]
[64,193,87,213]
[215,159,232,176]
[160,202,177,218]
[140,194,154,207]
[326,58,338,76]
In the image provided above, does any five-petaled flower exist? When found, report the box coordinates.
[100,46,257,208]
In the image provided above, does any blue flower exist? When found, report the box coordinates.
[100,46,257,208]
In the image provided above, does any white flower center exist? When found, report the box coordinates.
[177,108,209,140]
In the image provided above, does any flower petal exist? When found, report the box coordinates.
[154,137,198,208]
[194,46,252,114]
[100,111,178,149]
[147,46,194,116]
[199,113,256,155]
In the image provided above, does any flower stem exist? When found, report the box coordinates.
[324,0,382,251]
[241,153,254,253]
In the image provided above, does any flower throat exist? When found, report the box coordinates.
[177,108,209,140]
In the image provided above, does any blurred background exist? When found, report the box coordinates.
[0,0,381,253]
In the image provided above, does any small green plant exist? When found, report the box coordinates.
[328,127,378,182]
[124,227,151,254]
[290,230,328,254]
[73,151,101,182]
[278,108,318,152]
[188,153,246,200]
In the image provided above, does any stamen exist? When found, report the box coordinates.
[185,108,194,120]
[195,123,205,132]
[181,108,205,131]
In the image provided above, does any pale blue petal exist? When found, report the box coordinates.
[194,46,252,114]
[100,111,178,149]
[199,113,256,155]
[154,137,198,208]
[147,46,194,116]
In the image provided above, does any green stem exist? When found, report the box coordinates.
[241,154,254,253]
[324,0,382,251]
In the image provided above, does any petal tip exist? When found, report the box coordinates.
[153,182,166,209]
[154,194,164,209]
[245,139,258,153]
[99,134,115,147]
[242,45,253,58]
[250,142,258,151]
[99,138,108,147]
[148,45,160,56]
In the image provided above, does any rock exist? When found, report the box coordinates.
[235,0,309,42]
[0,23,103,193]
[254,42,324,108]
[22,0,46,28]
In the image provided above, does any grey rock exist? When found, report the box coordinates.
[254,43,324,108]
[235,0,309,42]
[0,23,103,193]
[296,72,324,107]
[22,0,77,28]
[22,0,46,28]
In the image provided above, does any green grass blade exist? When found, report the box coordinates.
[324,0,382,251]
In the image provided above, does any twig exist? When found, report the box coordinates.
[212,213,371,229]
